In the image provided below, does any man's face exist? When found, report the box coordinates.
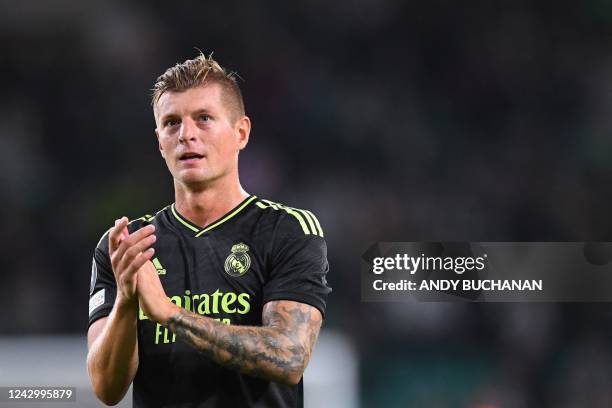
[154,83,249,190]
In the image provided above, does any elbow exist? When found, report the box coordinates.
[282,351,313,386]
[285,372,303,387]
[101,396,122,406]
[91,380,124,406]
[98,396,121,407]
[281,362,307,386]
[87,360,125,406]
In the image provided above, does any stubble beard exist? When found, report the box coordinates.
[173,163,234,193]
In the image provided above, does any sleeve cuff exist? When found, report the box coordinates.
[262,291,327,319]
[87,306,113,329]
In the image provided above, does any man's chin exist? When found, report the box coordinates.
[175,172,219,191]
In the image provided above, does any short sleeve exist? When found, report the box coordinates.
[263,236,332,318]
[88,229,117,328]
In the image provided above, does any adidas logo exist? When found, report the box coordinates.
[152,258,166,275]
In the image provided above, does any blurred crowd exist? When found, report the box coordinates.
[3,1,612,406]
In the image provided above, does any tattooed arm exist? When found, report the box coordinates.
[168,300,322,385]
[136,261,323,385]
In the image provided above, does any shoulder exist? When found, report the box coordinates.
[252,197,324,239]
[94,205,170,251]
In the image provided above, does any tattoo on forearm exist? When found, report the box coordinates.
[167,301,322,384]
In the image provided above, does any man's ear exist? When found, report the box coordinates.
[156,129,165,158]
[236,116,251,151]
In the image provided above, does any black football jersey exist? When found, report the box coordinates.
[88,195,331,408]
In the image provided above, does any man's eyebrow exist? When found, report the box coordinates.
[192,108,214,115]
[159,112,179,122]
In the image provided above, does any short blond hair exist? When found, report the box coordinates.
[151,52,245,120]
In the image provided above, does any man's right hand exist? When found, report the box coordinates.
[108,217,156,305]
[88,216,151,405]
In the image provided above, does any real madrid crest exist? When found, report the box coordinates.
[224,243,251,277]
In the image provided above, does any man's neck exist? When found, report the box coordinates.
[174,179,249,228]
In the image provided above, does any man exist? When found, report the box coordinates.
[87,53,331,407]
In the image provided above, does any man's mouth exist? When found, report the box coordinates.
[179,153,204,162]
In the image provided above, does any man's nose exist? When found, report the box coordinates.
[178,118,197,143]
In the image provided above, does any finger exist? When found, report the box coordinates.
[108,217,128,254]
[112,224,156,268]
[115,233,156,276]
[116,225,129,252]
[125,248,156,278]
[119,224,155,253]
[116,233,157,274]
[120,223,129,241]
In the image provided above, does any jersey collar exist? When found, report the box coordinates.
[171,195,257,237]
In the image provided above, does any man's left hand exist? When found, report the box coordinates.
[137,261,179,325]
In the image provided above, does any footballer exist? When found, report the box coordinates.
[86,53,331,407]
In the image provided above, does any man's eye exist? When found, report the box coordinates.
[165,119,179,127]
[199,115,210,122]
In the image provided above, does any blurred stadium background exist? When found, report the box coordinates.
[3,0,612,406]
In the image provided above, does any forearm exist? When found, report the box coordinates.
[87,298,139,405]
[167,309,309,386]
[137,264,322,386]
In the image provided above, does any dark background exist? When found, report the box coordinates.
[3,1,612,406]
